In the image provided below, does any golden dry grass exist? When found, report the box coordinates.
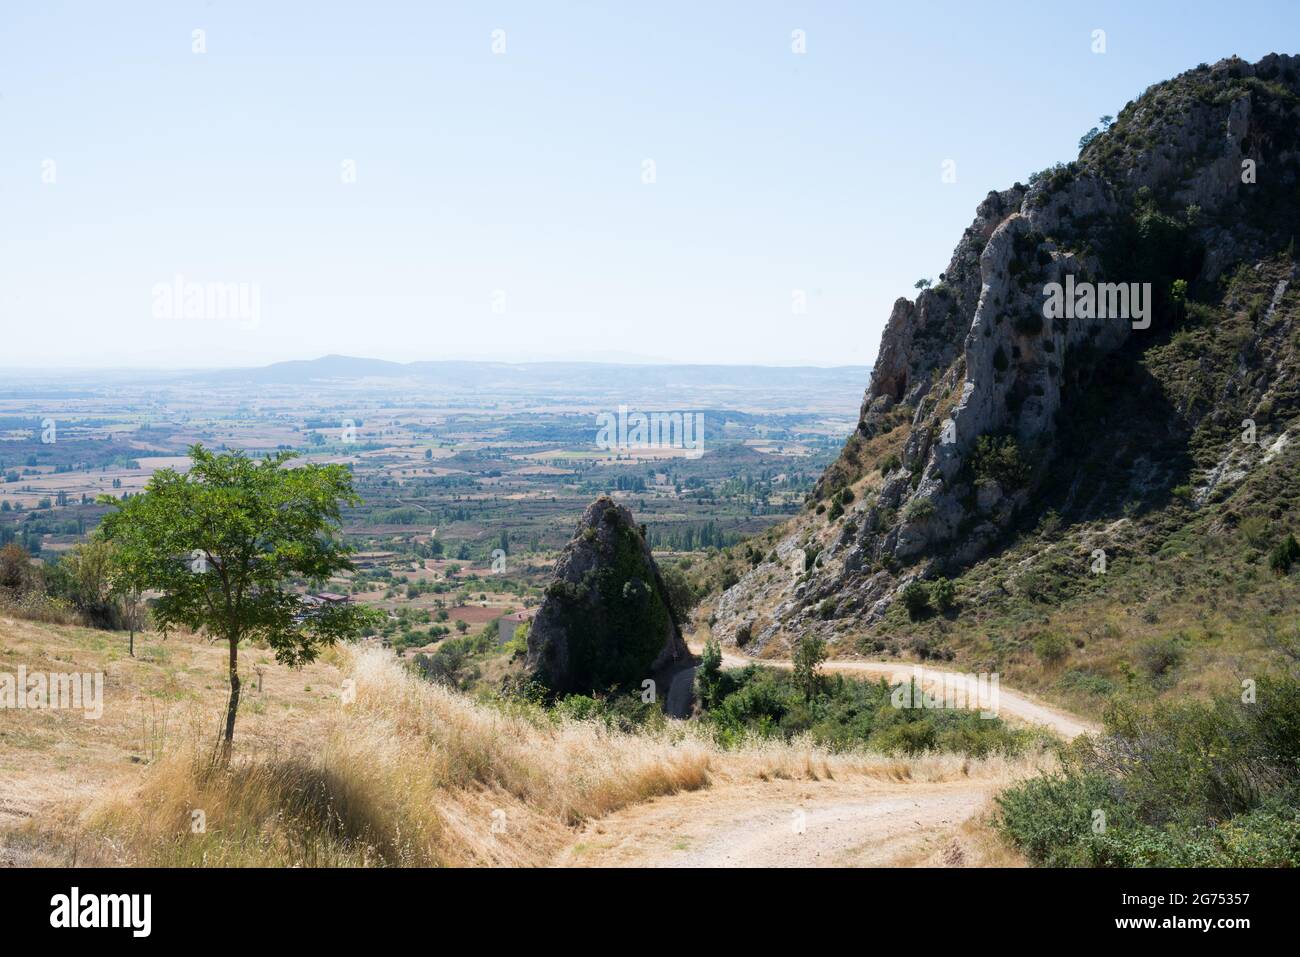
[3,618,1053,868]
[11,646,718,867]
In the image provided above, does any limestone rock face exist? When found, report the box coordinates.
[525,496,688,695]
[710,54,1300,649]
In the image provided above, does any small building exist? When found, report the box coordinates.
[497,609,535,646]
[294,591,353,624]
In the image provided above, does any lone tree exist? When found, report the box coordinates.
[792,633,828,702]
[100,445,373,761]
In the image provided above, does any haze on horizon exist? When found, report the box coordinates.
[3,0,1296,370]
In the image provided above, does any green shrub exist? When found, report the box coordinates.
[903,497,936,522]
[1269,533,1300,573]
[1033,631,1070,664]
[998,672,1300,867]
[901,581,931,620]
[971,434,1031,489]
[701,666,1028,756]
[931,577,957,612]
[1136,634,1185,680]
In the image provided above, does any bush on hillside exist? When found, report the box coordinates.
[901,581,931,620]
[998,671,1300,866]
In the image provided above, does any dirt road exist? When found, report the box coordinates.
[554,645,1095,868]
[557,776,1001,868]
[702,644,1099,739]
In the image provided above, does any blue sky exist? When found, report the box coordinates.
[2,0,1295,369]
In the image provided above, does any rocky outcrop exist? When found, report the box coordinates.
[525,496,689,696]
[712,54,1300,651]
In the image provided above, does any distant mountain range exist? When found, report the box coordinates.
[185,354,871,391]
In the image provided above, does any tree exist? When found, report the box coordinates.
[99,445,374,761]
[901,581,931,620]
[792,634,827,702]
[60,539,119,630]
[0,542,32,594]
[1270,533,1300,574]
[931,577,957,613]
[659,562,699,622]
[697,635,723,708]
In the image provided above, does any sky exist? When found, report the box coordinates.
[2,0,1297,370]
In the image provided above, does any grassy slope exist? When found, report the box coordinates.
[1,617,1040,867]
[0,614,345,858]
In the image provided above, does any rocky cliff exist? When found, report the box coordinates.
[711,54,1300,654]
[525,496,690,695]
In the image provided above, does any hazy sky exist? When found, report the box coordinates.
[3,1,1295,369]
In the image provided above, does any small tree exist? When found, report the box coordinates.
[1270,533,1300,574]
[792,634,827,703]
[100,445,374,761]
[61,539,120,630]
[0,542,33,595]
[697,635,723,708]
[901,581,931,620]
[931,577,957,613]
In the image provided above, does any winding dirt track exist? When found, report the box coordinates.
[555,647,1097,868]
[708,647,1099,740]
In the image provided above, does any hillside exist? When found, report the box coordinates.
[0,616,1062,867]
[703,54,1300,713]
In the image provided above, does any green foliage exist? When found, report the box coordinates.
[930,577,957,612]
[697,635,723,708]
[901,580,931,620]
[702,667,1029,756]
[1032,631,1070,664]
[659,562,700,620]
[551,689,664,733]
[999,671,1300,866]
[970,434,1031,489]
[1135,634,1186,680]
[100,445,370,660]
[1269,533,1300,573]
[98,444,377,751]
[413,630,496,690]
[792,634,828,702]
[542,509,674,695]
[879,453,901,477]
[903,497,935,522]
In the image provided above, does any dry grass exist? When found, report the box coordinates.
[898,796,1032,868]
[14,647,721,867]
[0,615,351,864]
[4,618,1056,868]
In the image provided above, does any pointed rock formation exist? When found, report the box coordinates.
[525,496,689,696]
